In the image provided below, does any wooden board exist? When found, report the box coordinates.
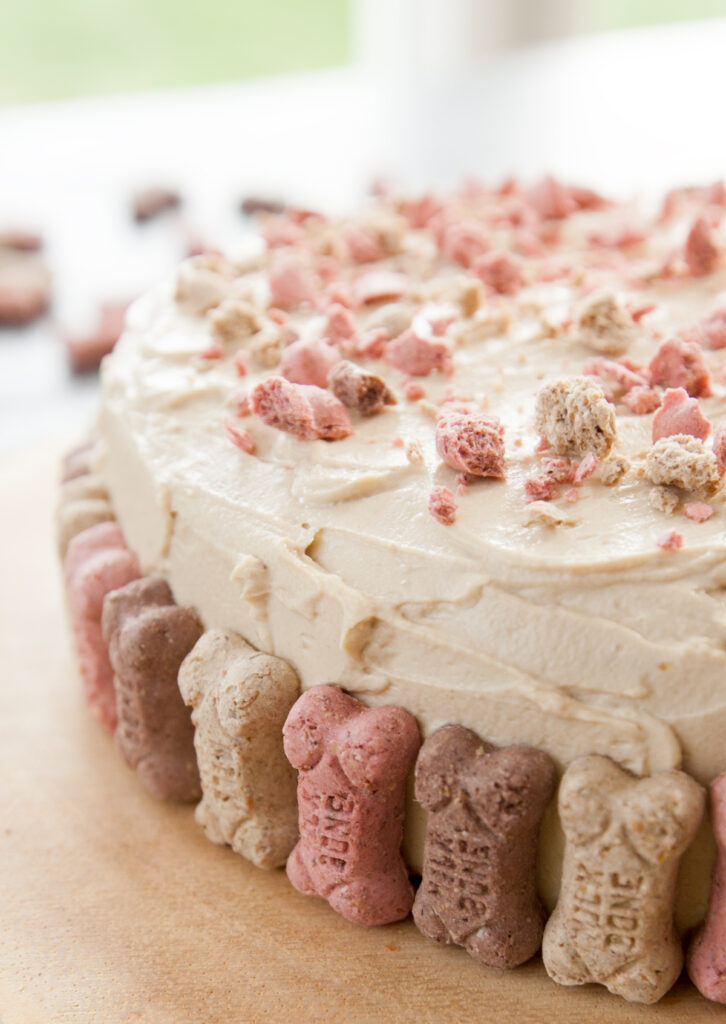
[0,442,721,1024]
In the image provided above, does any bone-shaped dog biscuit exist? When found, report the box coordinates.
[65,522,140,732]
[283,684,421,926]
[178,629,300,869]
[542,755,704,1004]
[412,724,556,969]
[687,771,726,1003]
[102,577,202,802]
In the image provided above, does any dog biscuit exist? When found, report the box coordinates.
[542,755,704,1004]
[102,577,202,801]
[283,684,421,926]
[413,724,556,968]
[178,629,300,869]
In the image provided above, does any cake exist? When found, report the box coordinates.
[61,175,726,1004]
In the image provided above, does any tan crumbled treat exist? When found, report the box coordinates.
[365,301,414,338]
[247,324,286,368]
[576,291,637,356]
[209,298,260,344]
[645,434,720,494]
[595,455,629,486]
[453,305,511,346]
[523,501,579,527]
[649,485,681,514]
[178,628,300,869]
[458,278,484,318]
[543,755,704,1004]
[535,377,617,459]
[405,439,424,464]
[174,255,236,315]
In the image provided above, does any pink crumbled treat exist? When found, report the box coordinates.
[402,193,444,229]
[268,257,316,308]
[200,340,225,360]
[540,457,577,484]
[439,220,490,268]
[322,303,359,349]
[623,386,661,415]
[564,488,578,503]
[279,337,341,388]
[392,436,404,448]
[234,392,251,417]
[525,175,577,220]
[224,419,256,453]
[428,486,458,525]
[524,475,560,502]
[573,451,599,485]
[683,502,713,523]
[234,350,248,376]
[283,685,421,926]
[268,307,288,325]
[656,529,683,552]
[472,250,523,295]
[701,310,726,350]
[343,225,386,264]
[262,217,306,249]
[583,357,649,399]
[436,407,506,478]
[648,337,711,398]
[353,328,388,360]
[251,375,352,441]
[684,216,720,276]
[65,522,141,732]
[628,301,657,322]
[386,329,453,377]
[353,270,408,306]
[405,381,426,401]
[687,772,726,1003]
[652,388,711,442]
[713,424,726,475]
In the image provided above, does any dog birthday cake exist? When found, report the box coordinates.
[58,175,726,1004]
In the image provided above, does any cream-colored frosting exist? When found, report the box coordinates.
[98,185,726,929]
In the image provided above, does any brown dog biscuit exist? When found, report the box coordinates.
[102,577,202,802]
[178,629,300,869]
[542,755,704,1004]
[412,724,556,968]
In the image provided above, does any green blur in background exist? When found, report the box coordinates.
[0,0,350,104]
[1,0,725,105]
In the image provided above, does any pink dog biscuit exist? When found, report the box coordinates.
[102,577,202,802]
[178,629,300,869]
[65,522,140,731]
[283,684,421,926]
[413,725,556,969]
[542,755,704,1004]
[687,772,726,1002]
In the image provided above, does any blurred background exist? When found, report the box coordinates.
[2,0,726,452]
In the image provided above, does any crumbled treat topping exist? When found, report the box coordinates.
[428,486,458,525]
[534,377,616,459]
[645,435,720,494]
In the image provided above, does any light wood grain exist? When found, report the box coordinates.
[0,442,720,1024]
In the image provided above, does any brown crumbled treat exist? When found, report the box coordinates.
[576,291,636,356]
[649,485,681,514]
[535,377,617,459]
[132,186,182,223]
[413,724,556,969]
[645,434,720,494]
[0,255,51,326]
[209,298,260,344]
[543,755,704,1004]
[178,628,300,869]
[102,577,202,802]
[0,229,43,251]
[597,455,629,486]
[329,360,397,416]
[174,254,236,315]
[240,196,286,216]
[458,278,484,318]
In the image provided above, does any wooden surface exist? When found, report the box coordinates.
[1,443,722,1024]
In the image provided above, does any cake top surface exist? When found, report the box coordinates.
[105,176,726,579]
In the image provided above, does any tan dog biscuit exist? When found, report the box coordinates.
[413,724,556,969]
[61,440,96,482]
[178,629,300,869]
[57,472,115,557]
[542,755,704,1004]
[102,577,202,802]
